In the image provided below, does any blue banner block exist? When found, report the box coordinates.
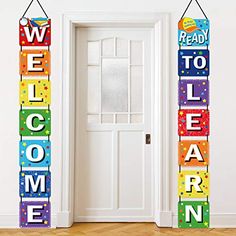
[178,49,209,76]
[20,171,51,198]
[178,18,209,46]
[19,140,51,167]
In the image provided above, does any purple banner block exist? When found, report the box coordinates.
[179,80,209,106]
[20,201,50,228]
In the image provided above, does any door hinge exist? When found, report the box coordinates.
[146,134,151,144]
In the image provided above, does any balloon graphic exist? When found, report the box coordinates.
[178,17,200,33]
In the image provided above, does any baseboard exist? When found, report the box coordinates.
[0,214,57,228]
[0,215,18,228]
[155,211,172,227]
[75,216,154,222]
[57,211,73,227]
[172,213,236,228]
[1,213,235,228]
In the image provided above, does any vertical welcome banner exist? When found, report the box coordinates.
[178,0,210,228]
[19,0,51,228]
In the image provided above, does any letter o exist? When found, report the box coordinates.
[193,56,206,69]
[26,144,45,163]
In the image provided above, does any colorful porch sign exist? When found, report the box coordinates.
[19,0,51,228]
[178,0,210,229]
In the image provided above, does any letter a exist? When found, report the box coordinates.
[185,144,204,162]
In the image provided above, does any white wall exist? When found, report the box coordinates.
[0,0,235,228]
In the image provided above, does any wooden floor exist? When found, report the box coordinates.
[0,223,236,236]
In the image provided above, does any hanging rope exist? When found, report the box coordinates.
[180,0,208,20]
[22,0,48,18]
[195,0,208,19]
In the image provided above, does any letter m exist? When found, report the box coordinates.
[25,175,46,193]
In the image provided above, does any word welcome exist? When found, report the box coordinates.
[19,16,51,228]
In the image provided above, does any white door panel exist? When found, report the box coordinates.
[118,131,144,209]
[74,27,153,222]
[77,131,113,212]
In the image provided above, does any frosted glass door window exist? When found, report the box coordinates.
[102,58,128,112]
[87,37,143,124]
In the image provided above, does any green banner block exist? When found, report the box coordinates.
[178,201,209,228]
[20,109,51,136]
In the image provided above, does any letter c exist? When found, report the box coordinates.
[26,113,45,132]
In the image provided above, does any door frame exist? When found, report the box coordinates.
[58,12,171,228]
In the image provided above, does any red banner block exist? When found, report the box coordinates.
[178,109,209,136]
[19,17,51,46]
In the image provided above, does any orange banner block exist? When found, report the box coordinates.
[178,140,209,166]
[20,50,50,76]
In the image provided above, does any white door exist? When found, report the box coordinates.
[74,26,153,222]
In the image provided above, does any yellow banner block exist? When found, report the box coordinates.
[178,170,209,198]
[20,79,50,106]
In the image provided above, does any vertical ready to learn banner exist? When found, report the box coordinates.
[19,0,51,228]
[178,0,210,228]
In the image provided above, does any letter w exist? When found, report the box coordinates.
[24,27,47,43]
